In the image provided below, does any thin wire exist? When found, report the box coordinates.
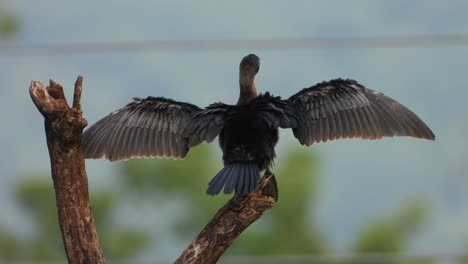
[1,33,468,56]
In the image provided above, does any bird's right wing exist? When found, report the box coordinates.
[288,79,435,146]
[83,97,202,161]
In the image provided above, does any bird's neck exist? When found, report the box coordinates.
[238,75,257,105]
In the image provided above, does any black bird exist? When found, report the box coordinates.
[83,54,435,195]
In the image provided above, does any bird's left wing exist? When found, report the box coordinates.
[83,97,202,161]
[287,79,435,146]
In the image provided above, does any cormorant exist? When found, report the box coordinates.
[83,54,435,195]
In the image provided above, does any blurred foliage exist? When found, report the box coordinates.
[351,201,429,264]
[230,148,324,254]
[0,141,427,263]
[1,143,430,261]
[5,174,150,261]
[0,228,21,260]
[119,143,430,260]
[123,144,324,255]
[354,201,427,254]
[0,7,18,39]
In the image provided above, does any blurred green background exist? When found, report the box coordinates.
[1,1,467,263]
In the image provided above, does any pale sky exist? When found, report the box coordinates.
[1,0,468,259]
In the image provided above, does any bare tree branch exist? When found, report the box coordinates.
[30,75,277,264]
[29,76,105,264]
[175,173,278,264]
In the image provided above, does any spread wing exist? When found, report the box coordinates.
[83,97,203,161]
[288,79,435,146]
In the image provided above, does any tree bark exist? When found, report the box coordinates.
[29,77,105,264]
[29,75,277,264]
[175,172,278,264]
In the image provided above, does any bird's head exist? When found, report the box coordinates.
[238,54,260,105]
[240,54,260,76]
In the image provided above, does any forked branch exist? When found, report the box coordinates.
[29,76,105,264]
[30,76,277,264]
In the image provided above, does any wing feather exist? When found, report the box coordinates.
[288,79,435,145]
[83,97,201,161]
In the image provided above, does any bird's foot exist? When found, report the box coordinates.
[262,169,278,201]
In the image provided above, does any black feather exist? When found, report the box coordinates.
[83,56,435,198]
[288,79,435,144]
[83,97,203,161]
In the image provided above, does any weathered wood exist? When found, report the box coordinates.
[29,76,105,264]
[175,173,278,264]
[30,75,278,264]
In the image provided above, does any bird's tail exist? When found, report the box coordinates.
[207,163,260,195]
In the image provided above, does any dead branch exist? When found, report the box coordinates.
[29,76,105,264]
[175,173,278,264]
[29,75,277,264]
